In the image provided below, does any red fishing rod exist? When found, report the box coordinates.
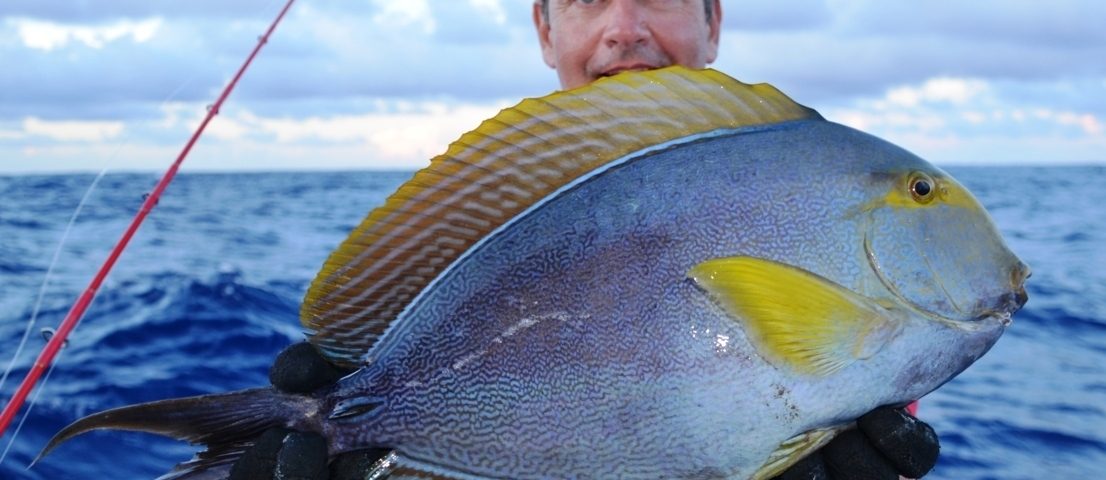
[0,0,297,437]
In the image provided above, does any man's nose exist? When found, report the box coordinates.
[601,0,650,47]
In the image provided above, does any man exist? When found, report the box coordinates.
[533,0,721,90]
[233,1,940,479]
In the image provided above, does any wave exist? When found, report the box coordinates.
[1,269,307,478]
[4,270,302,414]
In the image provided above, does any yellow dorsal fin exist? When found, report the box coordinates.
[688,256,902,376]
[301,67,821,367]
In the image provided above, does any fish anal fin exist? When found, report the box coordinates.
[365,451,479,480]
[752,425,849,480]
[155,444,243,480]
[689,256,902,376]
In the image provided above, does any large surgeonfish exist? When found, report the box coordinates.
[41,67,1029,479]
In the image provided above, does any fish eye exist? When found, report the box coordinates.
[909,173,936,204]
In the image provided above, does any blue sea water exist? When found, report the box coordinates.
[0,167,1102,479]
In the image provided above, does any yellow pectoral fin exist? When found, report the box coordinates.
[688,256,901,376]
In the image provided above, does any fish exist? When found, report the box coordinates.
[38,67,1029,479]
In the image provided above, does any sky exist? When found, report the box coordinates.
[1,0,1104,174]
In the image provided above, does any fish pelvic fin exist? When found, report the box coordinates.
[689,256,903,376]
[752,425,850,480]
[36,388,319,469]
[300,66,822,368]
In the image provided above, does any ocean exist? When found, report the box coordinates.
[0,167,1103,479]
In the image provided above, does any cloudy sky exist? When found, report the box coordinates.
[1,0,1104,174]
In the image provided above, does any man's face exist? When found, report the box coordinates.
[533,0,721,90]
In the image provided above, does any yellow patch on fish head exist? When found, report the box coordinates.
[879,170,981,211]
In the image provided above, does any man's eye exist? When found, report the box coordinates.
[561,0,601,7]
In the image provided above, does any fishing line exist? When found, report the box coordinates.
[0,170,107,394]
[0,362,59,465]
[0,0,298,437]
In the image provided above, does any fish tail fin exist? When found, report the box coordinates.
[36,387,318,469]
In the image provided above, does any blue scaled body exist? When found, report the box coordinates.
[319,120,1023,479]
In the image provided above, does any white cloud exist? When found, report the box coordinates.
[137,98,509,165]
[206,114,251,141]
[22,117,125,142]
[155,102,194,130]
[884,77,990,108]
[371,0,435,35]
[12,17,163,51]
[962,111,987,125]
[237,102,505,163]
[819,73,1106,166]
[468,0,507,25]
[888,131,1106,165]
[1034,109,1103,136]
[830,109,946,132]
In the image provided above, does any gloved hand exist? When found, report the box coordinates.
[228,342,386,480]
[773,406,940,480]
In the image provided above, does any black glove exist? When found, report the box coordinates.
[228,342,386,480]
[774,406,940,480]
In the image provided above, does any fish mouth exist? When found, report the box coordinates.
[969,279,1028,326]
[862,232,1023,329]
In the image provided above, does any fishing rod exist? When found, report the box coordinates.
[0,0,297,437]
